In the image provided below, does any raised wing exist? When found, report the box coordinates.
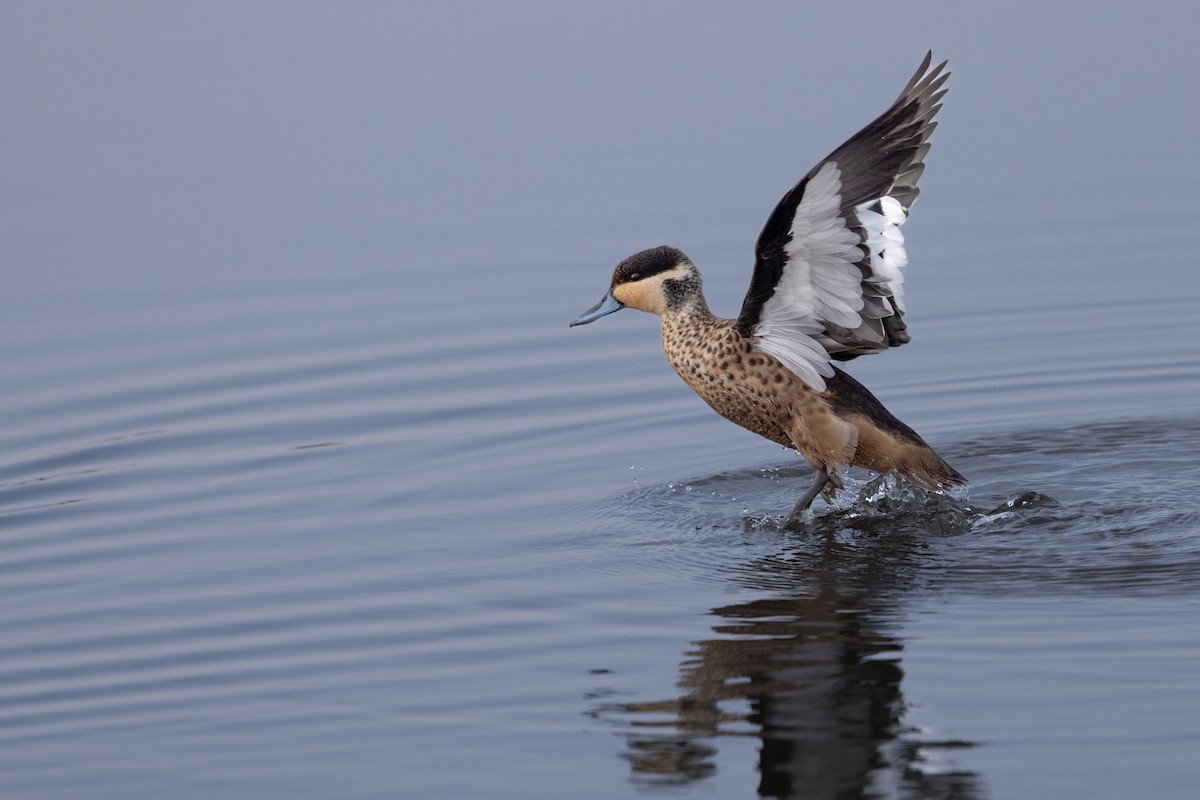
[736,52,948,391]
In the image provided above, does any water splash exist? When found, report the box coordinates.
[745,471,1060,536]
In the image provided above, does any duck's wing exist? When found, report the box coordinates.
[736,52,947,392]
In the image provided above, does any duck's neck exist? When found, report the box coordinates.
[657,267,716,318]
[661,294,718,326]
[662,277,715,318]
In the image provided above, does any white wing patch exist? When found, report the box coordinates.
[857,195,909,313]
[752,163,913,391]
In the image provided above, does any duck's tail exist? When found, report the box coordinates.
[824,367,967,491]
[896,443,966,491]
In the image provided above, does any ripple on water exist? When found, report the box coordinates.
[582,417,1200,598]
[583,418,1200,797]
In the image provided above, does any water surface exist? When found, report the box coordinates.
[2,3,1199,799]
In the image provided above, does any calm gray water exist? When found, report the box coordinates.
[3,4,1200,799]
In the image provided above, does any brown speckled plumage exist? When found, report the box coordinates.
[662,314,795,448]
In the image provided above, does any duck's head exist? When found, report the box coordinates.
[570,245,704,327]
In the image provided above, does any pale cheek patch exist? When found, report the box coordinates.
[612,265,692,316]
[612,282,658,314]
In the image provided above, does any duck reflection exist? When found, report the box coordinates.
[607,529,982,799]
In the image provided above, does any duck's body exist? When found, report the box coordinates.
[571,54,963,524]
[660,304,959,492]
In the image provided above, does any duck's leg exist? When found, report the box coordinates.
[783,468,829,528]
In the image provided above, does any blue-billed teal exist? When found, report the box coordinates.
[571,53,963,526]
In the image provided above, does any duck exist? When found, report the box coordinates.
[570,52,964,527]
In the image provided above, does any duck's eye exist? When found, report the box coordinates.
[629,272,642,281]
